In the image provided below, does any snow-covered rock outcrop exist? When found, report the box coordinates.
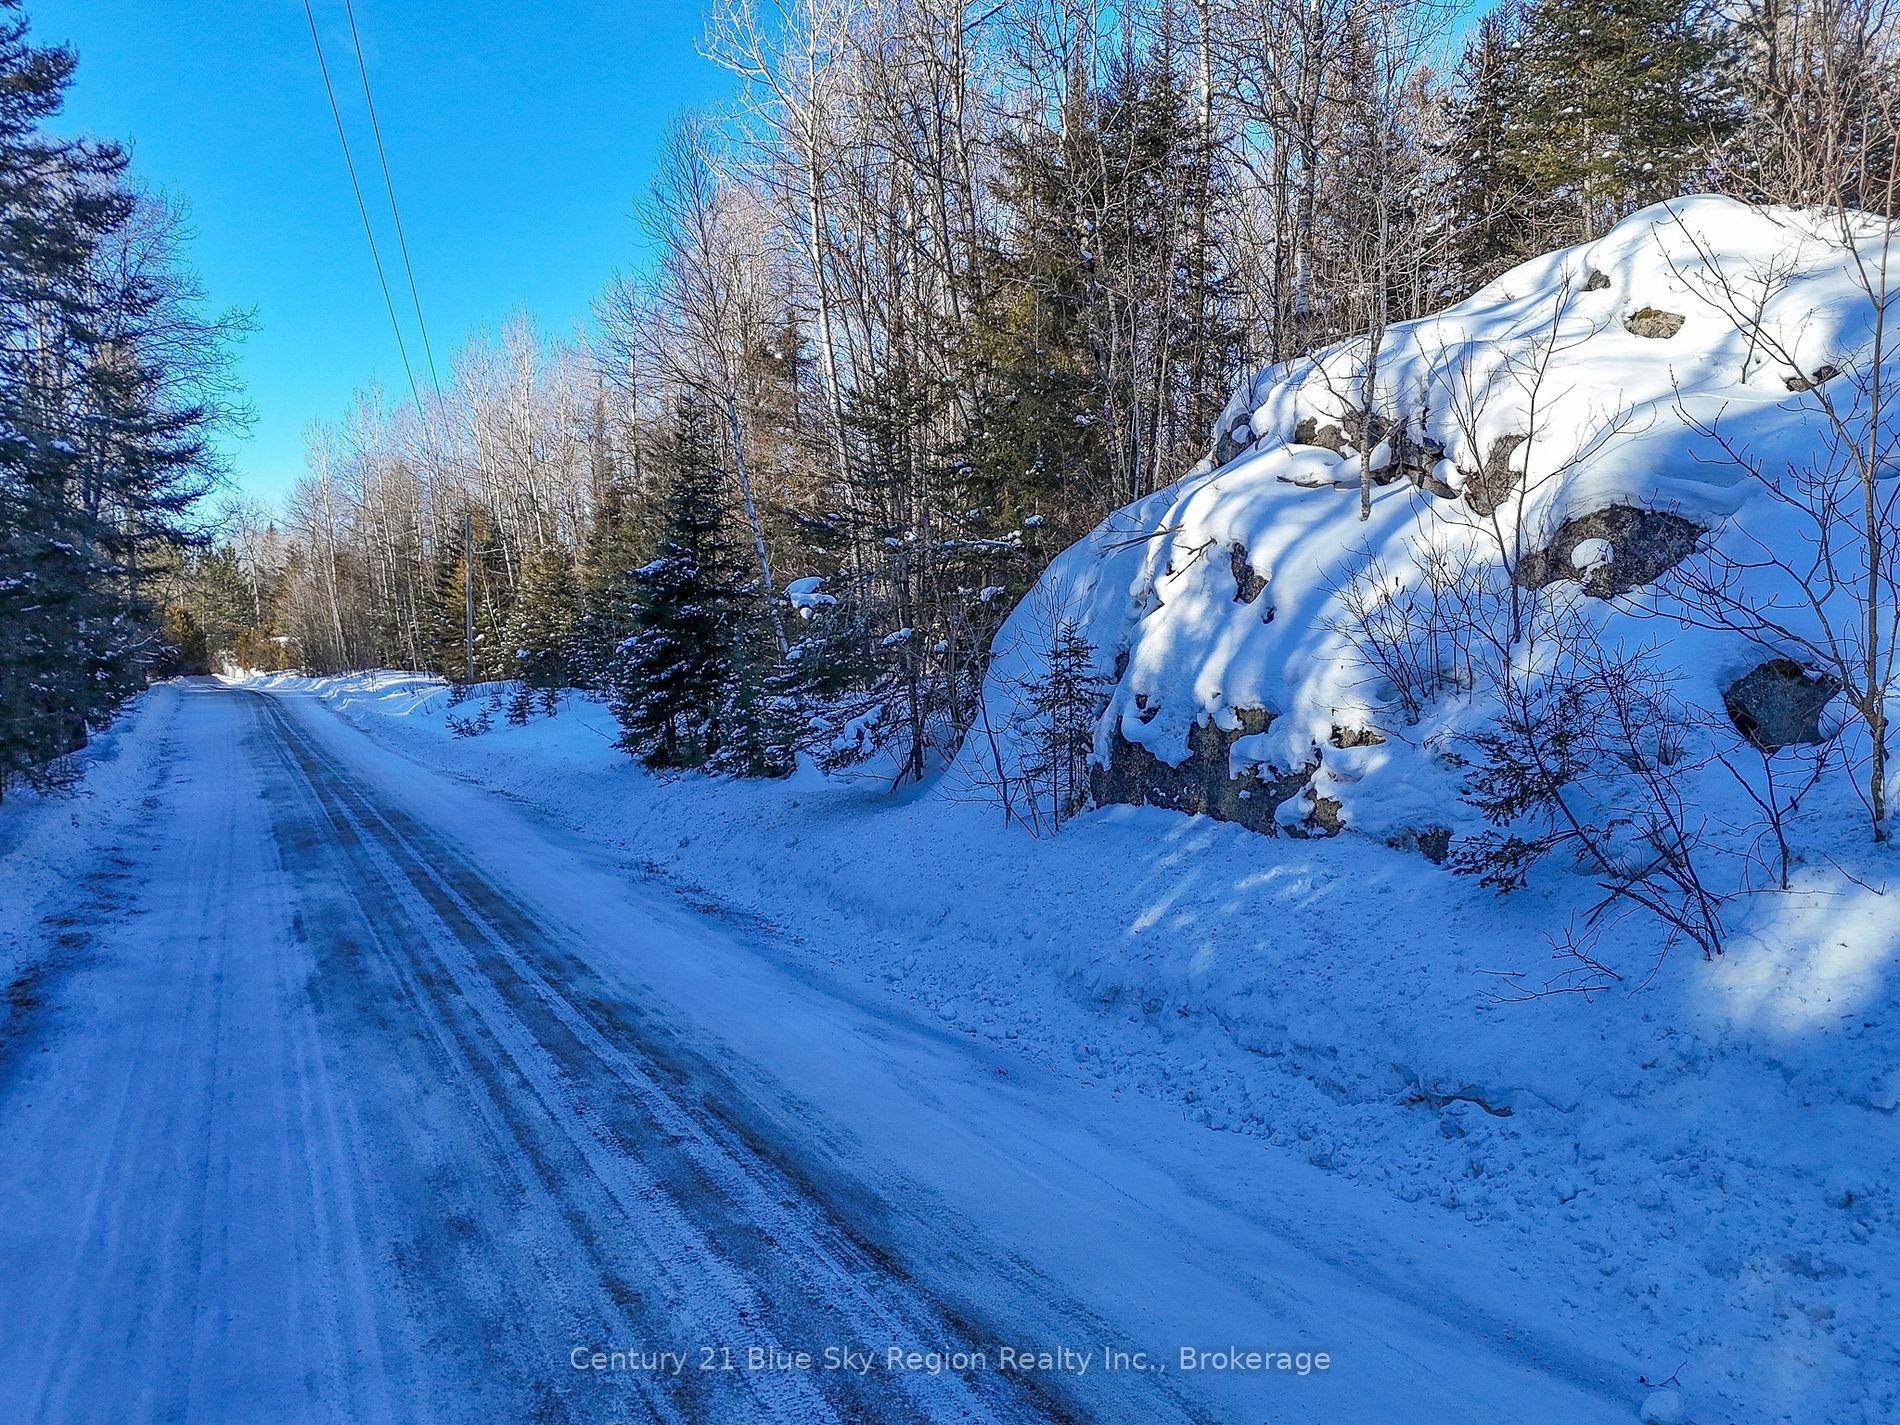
[975,196,1897,847]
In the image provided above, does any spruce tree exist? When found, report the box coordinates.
[964,77,1105,533]
[164,545,257,670]
[424,539,472,680]
[708,608,796,778]
[571,479,649,691]
[610,397,735,770]
[426,509,509,682]
[1442,6,1544,294]
[966,52,1238,534]
[1014,613,1109,831]
[1504,0,1731,242]
[503,543,580,693]
[0,2,227,794]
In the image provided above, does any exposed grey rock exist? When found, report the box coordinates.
[1367,426,1418,488]
[1092,709,1310,835]
[1625,307,1685,339]
[1583,269,1611,292]
[1212,415,1256,467]
[1515,504,1704,596]
[1330,725,1386,748]
[1462,434,1530,517]
[1385,825,1453,864]
[1230,543,1268,603]
[1292,417,1348,453]
[1392,430,1458,498]
[1288,791,1345,838]
[1723,659,1841,752]
[1785,364,1841,393]
[1401,441,1458,499]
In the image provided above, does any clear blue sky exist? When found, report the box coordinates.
[30,0,728,509]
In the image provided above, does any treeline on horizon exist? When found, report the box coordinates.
[30,0,1900,789]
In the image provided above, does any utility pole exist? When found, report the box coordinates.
[463,508,475,684]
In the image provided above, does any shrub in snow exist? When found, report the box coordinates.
[959,582,1111,834]
[447,706,493,739]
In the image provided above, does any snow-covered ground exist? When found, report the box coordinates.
[193,668,1900,1425]
[8,202,1895,1421]
[1,678,1659,1425]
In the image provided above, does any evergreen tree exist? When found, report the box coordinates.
[833,372,969,781]
[0,9,126,784]
[571,478,649,690]
[424,539,471,680]
[0,2,229,794]
[164,545,257,670]
[611,397,737,769]
[1442,7,1544,294]
[1013,610,1109,831]
[966,51,1239,535]
[964,78,1106,534]
[425,509,509,682]
[503,543,580,692]
[707,607,796,778]
[1504,0,1731,242]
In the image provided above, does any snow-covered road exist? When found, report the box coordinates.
[0,683,1635,1423]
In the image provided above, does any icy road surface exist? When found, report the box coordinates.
[0,684,1633,1423]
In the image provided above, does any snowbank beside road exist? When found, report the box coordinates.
[0,684,182,995]
[237,670,1900,1425]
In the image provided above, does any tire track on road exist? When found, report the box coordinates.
[257,693,1063,1424]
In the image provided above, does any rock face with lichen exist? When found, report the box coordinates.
[1624,307,1686,338]
[968,197,1892,850]
[1092,709,1313,835]
[1462,434,1531,518]
[1723,661,1841,751]
[1514,506,1705,597]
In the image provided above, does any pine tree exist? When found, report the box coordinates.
[0,2,227,795]
[571,478,649,691]
[1504,0,1731,242]
[1442,6,1544,294]
[610,397,736,769]
[503,543,580,693]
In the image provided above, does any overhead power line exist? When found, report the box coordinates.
[300,0,428,425]
[341,0,443,399]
